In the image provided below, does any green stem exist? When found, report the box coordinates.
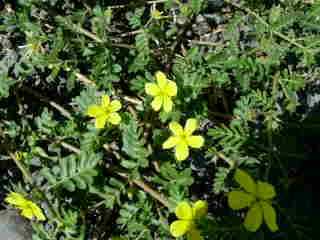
[22,86,73,120]
[8,152,63,223]
[209,148,235,168]
[225,0,310,52]
[59,141,171,209]
[9,152,34,184]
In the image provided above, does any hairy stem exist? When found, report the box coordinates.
[225,0,309,51]
[60,141,171,208]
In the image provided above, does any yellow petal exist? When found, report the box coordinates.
[169,122,184,136]
[234,169,256,195]
[101,95,110,107]
[163,96,173,112]
[261,201,278,232]
[170,220,192,237]
[145,83,160,96]
[155,71,167,89]
[95,115,108,129]
[164,80,177,97]
[256,181,276,200]
[175,202,193,220]
[244,202,263,232]
[87,105,104,117]
[163,136,180,149]
[175,143,189,161]
[184,119,198,136]
[5,192,27,206]
[109,100,122,112]
[193,200,208,219]
[187,227,203,240]
[187,136,204,148]
[151,96,163,111]
[21,208,34,220]
[29,202,46,221]
[108,113,121,125]
[228,191,255,210]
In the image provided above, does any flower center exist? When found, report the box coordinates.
[103,106,112,116]
[178,133,189,144]
[159,89,168,97]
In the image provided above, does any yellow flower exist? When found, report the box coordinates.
[170,200,208,240]
[151,9,163,19]
[163,119,204,161]
[145,71,177,112]
[87,95,122,129]
[228,169,279,232]
[5,192,46,221]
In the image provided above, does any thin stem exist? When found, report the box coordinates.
[75,72,96,86]
[108,0,168,9]
[188,40,221,47]
[76,25,104,43]
[119,29,143,37]
[116,171,171,208]
[60,141,81,154]
[22,86,73,120]
[225,0,309,52]
[72,24,134,49]
[75,72,143,106]
[9,152,33,184]
[209,148,235,168]
[265,75,279,180]
[59,141,171,208]
[8,152,63,222]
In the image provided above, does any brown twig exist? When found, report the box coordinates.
[188,40,221,47]
[75,72,143,106]
[59,141,171,208]
[67,22,135,49]
[108,0,168,9]
[75,73,96,86]
[119,30,144,38]
[116,171,170,208]
[21,86,73,120]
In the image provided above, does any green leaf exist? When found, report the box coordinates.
[244,203,263,232]
[261,201,279,232]
[190,0,203,14]
[256,181,276,200]
[41,152,101,191]
[121,117,150,170]
[208,122,249,152]
[0,74,15,99]
[234,169,256,194]
[228,191,255,210]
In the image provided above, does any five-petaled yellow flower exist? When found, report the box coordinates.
[5,192,46,221]
[170,200,208,240]
[228,169,279,232]
[145,71,177,112]
[87,95,122,129]
[163,119,204,161]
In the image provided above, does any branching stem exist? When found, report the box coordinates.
[225,0,309,52]
[59,141,171,208]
